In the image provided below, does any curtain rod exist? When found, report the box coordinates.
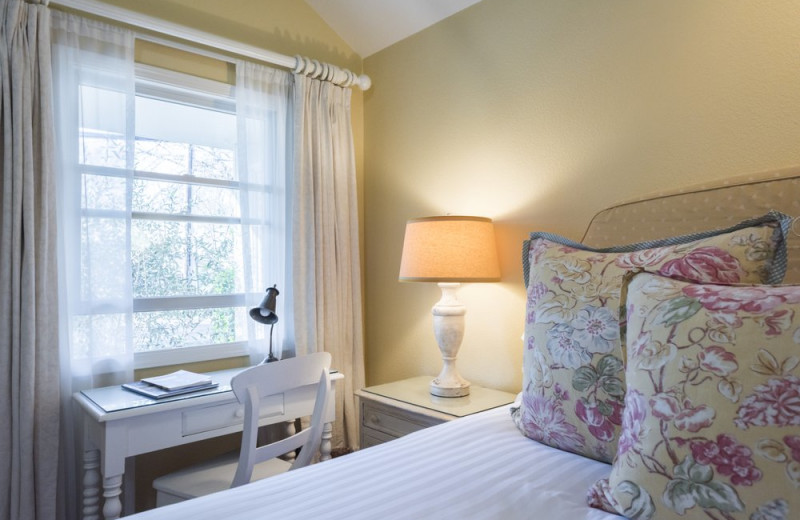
[49,0,372,90]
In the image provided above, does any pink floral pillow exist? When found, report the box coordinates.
[516,214,789,463]
[588,272,800,519]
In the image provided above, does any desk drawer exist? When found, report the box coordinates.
[182,394,283,436]
[361,399,444,439]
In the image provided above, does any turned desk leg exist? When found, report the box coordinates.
[320,422,332,461]
[82,448,123,520]
[102,474,123,520]
[82,449,101,520]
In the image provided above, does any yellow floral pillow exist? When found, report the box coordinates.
[588,272,800,519]
[517,214,789,463]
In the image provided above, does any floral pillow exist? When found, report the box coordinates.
[588,272,800,519]
[515,212,790,463]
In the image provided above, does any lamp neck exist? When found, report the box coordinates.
[433,282,464,315]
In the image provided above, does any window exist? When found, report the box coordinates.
[76,65,268,368]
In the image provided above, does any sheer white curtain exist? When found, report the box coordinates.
[292,75,365,450]
[52,10,135,392]
[50,17,296,516]
[0,1,60,519]
[235,60,293,363]
[51,12,135,519]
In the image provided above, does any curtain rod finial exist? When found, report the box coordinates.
[357,74,371,91]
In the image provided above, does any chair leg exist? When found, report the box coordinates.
[320,422,332,461]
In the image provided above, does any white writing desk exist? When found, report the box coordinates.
[74,368,343,520]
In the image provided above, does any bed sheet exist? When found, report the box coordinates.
[130,405,625,520]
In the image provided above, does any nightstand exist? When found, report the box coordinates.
[355,376,516,449]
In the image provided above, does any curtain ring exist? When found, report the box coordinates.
[293,55,305,74]
[343,69,354,87]
[315,61,325,79]
[293,55,363,88]
[334,68,347,86]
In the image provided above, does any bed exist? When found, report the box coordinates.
[129,168,800,520]
[131,406,622,520]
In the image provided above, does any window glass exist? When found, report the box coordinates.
[80,217,128,301]
[81,173,126,211]
[133,307,247,351]
[76,69,254,359]
[131,221,243,298]
[79,85,127,169]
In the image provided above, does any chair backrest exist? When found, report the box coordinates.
[229,351,332,488]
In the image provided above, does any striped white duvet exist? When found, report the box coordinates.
[131,406,625,520]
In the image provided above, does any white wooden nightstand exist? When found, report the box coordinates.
[355,376,516,449]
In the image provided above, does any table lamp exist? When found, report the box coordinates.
[399,216,500,397]
[249,285,280,363]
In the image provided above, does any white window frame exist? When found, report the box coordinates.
[128,65,250,369]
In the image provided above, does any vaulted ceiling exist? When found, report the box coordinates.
[305,0,483,58]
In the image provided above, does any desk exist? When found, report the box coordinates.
[74,368,343,520]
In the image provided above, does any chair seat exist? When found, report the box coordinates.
[154,452,292,506]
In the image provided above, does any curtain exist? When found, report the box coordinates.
[52,11,136,392]
[51,12,136,520]
[292,74,365,450]
[0,0,60,519]
[234,60,293,364]
[50,17,297,516]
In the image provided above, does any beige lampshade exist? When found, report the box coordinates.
[398,216,501,282]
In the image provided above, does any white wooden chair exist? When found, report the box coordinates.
[153,352,332,506]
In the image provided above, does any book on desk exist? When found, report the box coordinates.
[122,369,219,399]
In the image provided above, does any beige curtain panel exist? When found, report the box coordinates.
[0,1,61,519]
[292,75,366,450]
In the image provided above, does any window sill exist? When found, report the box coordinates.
[134,341,249,370]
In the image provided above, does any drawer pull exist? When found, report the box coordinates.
[234,407,244,419]
[368,414,380,425]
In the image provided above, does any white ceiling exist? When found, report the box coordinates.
[306,0,483,58]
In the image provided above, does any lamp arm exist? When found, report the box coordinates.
[260,322,279,364]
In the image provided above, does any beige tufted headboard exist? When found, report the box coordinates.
[581,167,800,284]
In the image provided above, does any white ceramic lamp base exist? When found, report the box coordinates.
[430,283,470,397]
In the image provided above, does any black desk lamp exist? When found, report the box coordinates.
[249,285,280,363]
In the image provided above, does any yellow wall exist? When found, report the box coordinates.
[362,0,800,393]
[92,0,361,70]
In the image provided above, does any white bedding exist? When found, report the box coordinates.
[131,406,625,520]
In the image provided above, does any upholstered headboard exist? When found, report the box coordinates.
[581,167,800,284]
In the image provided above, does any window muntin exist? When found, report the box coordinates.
[132,177,240,218]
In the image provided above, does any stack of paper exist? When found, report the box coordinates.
[122,370,218,399]
[142,370,213,390]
